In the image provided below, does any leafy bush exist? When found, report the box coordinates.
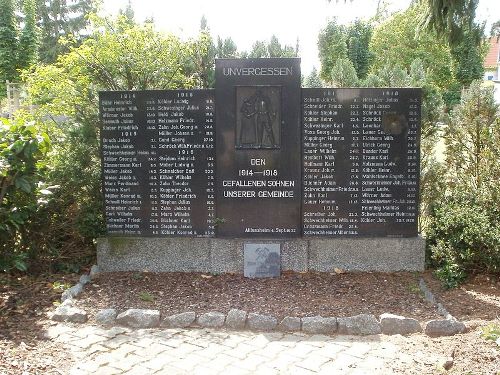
[426,81,500,287]
[0,117,51,272]
[427,193,500,287]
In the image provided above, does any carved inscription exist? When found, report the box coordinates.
[215,58,302,238]
[100,90,215,237]
[302,88,421,237]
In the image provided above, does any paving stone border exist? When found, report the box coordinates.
[49,265,100,322]
[418,277,468,336]
[50,266,467,338]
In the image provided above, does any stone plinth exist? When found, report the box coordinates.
[97,236,425,273]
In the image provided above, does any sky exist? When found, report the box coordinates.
[101,0,500,75]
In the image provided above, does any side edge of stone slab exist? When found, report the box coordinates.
[115,309,160,328]
[246,313,277,331]
[380,313,422,335]
[424,319,466,337]
[163,311,196,328]
[338,314,381,335]
[197,311,225,328]
[98,236,425,273]
[308,237,425,272]
[97,237,211,272]
[302,316,337,335]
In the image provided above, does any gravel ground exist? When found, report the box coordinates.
[78,271,440,321]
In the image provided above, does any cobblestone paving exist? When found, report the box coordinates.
[46,324,425,374]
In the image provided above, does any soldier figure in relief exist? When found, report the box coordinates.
[240,89,277,148]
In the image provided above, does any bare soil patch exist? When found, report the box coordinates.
[0,272,80,375]
[78,271,440,321]
[423,272,500,321]
[388,327,500,374]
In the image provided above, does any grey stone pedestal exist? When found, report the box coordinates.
[97,236,425,273]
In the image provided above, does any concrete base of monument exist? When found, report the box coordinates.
[96,236,425,273]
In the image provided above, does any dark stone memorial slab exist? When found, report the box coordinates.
[302,88,421,237]
[99,90,215,237]
[215,59,302,238]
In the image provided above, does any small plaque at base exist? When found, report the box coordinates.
[244,243,281,278]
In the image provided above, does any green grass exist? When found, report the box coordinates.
[138,292,155,302]
[481,323,500,342]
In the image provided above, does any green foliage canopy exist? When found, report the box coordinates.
[36,0,95,63]
[369,4,454,92]
[0,0,19,96]
[427,81,500,286]
[318,18,373,82]
[0,116,51,272]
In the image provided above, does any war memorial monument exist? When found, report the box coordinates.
[97,58,424,275]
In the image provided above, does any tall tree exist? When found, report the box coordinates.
[36,0,95,63]
[248,40,267,58]
[317,19,348,81]
[369,4,454,93]
[0,0,18,97]
[491,20,500,40]
[329,57,359,87]
[246,36,297,58]
[346,20,373,79]
[216,36,237,58]
[119,0,135,25]
[304,67,323,88]
[445,80,499,193]
[420,0,478,46]
[451,24,484,87]
[18,0,39,71]
[318,18,373,81]
[196,16,216,88]
[267,35,296,58]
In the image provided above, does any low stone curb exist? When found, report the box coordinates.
[50,267,466,338]
[418,277,468,336]
[380,313,422,335]
[424,318,466,337]
[88,308,466,337]
[116,309,160,328]
[50,264,100,322]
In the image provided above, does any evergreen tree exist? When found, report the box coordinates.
[197,16,216,88]
[346,20,373,80]
[304,67,323,88]
[247,36,296,58]
[249,41,268,58]
[119,0,135,25]
[18,0,39,71]
[377,64,411,87]
[445,80,499,193]
[36,0,95,63]
[317,19,347,81]
[330,58,359,87]
[0,0,18,97]
[491,20,500,40]
[268,35,282,57]
[216,36,237,58]
[420,0,478,47]
[451,24,484,87]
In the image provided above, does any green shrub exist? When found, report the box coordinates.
[427,193,500,287]
[0,117,51,272]
[425,81,499,287]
